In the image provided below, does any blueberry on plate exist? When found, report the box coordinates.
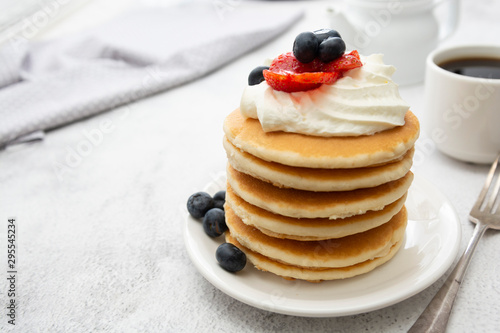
[202,208,227,237]
[216,243,246,272]
[213,190,226,210]
[187,192,214,219]
[293,31,319,63]
[248,66,269,86]
[313,28,342,44]
[318,37,346,63]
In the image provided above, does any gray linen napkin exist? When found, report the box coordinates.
[0,3,303,148]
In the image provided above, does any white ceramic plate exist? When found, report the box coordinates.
[183,174,461,317]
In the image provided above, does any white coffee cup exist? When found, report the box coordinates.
[424,44,500,164]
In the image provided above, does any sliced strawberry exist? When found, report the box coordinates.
[269,52,317,73]
[293,71,340,85]
[321,50,362,72]
[264,51,362,93]
[263,70,321,92]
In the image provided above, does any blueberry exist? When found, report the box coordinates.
[187,192,214,219]
[216,243,246,272]
[202,208,227,237]
[313,28,342,43]
[213,190,226,210]
[248,66,269,86]
[318,37,346,63]
[292,31,319,63]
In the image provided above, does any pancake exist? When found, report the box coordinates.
[225,205,407,268]
[226,232,404,282]
[226,185,407,240]
[224,136,414,191]
[226,163,414,219]
[223,109,420,169]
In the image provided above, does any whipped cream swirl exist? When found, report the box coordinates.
[240,54,409,136]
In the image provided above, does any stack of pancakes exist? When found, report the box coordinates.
[222,109,419,282]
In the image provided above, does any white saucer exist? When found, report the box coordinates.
[183,174,461,317]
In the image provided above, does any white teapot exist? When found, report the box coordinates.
[329,0,460,85]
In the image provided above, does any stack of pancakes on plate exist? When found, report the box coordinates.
[222,109,420,282]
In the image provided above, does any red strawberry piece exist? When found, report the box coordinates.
[263,70,322,92]
[293,71,340,85]
[264,51,362,93]
[269,52,317,73]
[321,50,363,72]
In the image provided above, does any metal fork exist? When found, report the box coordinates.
[409,154,500,333]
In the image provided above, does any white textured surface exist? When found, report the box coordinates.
[1,0,500,332]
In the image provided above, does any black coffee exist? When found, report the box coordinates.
[439,57,500,79]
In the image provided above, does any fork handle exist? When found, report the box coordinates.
[408,222,489,333]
